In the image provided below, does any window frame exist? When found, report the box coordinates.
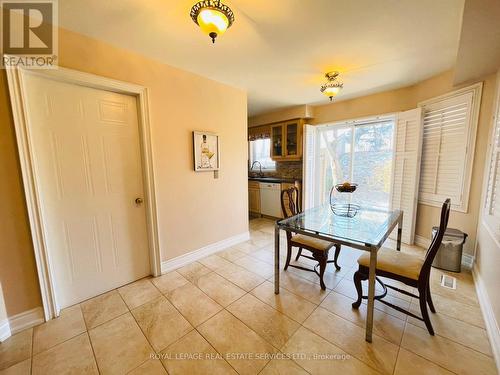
[417,83,483,213]
[248,138,276,171]
[314,114,396,208]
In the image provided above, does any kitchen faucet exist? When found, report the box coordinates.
[250,161,264,177]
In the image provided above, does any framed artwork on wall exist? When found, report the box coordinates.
[193,131,220,171]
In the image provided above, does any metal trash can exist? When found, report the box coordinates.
[431,227,468,272]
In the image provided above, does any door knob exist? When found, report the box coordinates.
[135,197,144,205]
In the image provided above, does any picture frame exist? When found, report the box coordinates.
[193,131,220,171]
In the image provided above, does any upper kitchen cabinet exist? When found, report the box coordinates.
[271,124,283,159]
[270,119,304,161]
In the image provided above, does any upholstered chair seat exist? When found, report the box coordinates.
[291,235,333,252]
[357,248,423,281]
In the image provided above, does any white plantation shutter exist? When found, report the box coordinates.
[419,85,481,212]
[486,125,500,216]
[390,108,423,244]
[303,124,317,210]
[484,76,500,235]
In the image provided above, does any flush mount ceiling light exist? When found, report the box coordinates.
[320,71,344,101]
[190,0,235,43]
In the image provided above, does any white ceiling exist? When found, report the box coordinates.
[59,0,465,116]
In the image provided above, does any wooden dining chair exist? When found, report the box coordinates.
[281,186,341,290]
[352,199,451,335]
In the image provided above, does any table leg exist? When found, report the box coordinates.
[365,247,377,342]
[397,216,403,251]
[274,224,280,294]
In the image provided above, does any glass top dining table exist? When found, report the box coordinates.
[273,205,403,342]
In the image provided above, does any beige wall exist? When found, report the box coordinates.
[0,28,248,318]
[250,70,496,254]
[0,71,43,317]
[475,69,500,339]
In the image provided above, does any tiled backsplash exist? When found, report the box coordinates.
[250,161,303,180]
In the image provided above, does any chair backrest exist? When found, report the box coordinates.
[281,186,301,218]
[419,199,451,283]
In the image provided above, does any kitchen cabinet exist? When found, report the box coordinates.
[248,181,261,214]
[248,179,302,218]
[270,120,303,161]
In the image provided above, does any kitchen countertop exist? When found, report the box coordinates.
[248,176,301,184]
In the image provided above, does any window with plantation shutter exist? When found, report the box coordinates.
[418,84,482,212]
[484,76,500,237]
[485,128,500,216]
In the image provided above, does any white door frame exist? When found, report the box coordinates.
[5,62,162,321]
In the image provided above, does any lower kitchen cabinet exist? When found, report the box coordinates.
[248,181,261,214]
[248,180,302,218]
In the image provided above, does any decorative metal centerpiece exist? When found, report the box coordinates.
[330,182,359,218]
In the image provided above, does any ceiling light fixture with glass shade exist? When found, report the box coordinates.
[190,0,235,43]
[320,71,344,101]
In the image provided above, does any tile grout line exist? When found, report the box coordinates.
[246,282,320,326]
[392,328,403,375]
[216,279,321,374]
[193,324,244,375]
[404,319,495,359]
[126,298,173,374]
[30,325,34,374]
[77,303,101,374]
[400,319,462,375]
[302,304,399,375]
[406,300,493,355]
[29,306,97,369]
[162,259,277,373]
[148,273,236,373]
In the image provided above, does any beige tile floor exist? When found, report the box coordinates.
[0,217,497,374]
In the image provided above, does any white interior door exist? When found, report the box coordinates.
[390,108,424,244]
[21,73,151,308]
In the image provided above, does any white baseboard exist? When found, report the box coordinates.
[0,318,11,342]
[472,265,500,371]
[9,307,44,334]
[161,231,250,274]
[414,234,474,269]
[0,307,44,342]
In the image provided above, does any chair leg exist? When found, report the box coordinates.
[352,269,366,308]
[284,244,292,271]
[418,285,434,335]
[295,247,302,261]
[333,244,341,271]
[318,253,327,290]
[427,284,436,313]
